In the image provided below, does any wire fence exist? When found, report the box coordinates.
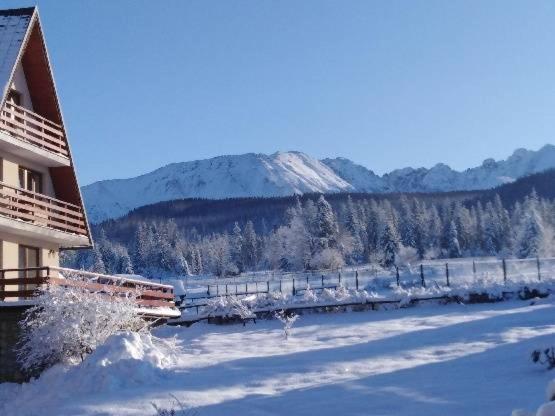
[177,256,555,313]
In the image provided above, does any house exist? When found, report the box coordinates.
[0,7,178,382]
[0,7,91,274]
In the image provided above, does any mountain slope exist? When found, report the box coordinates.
[83,152,353,223]
[83,145,555,223]
[323,144,555,193]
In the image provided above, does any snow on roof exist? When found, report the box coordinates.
[0,7,34,101]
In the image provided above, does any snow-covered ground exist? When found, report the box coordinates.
[2,298,555,415]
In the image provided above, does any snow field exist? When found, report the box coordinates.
[2,298,555,415]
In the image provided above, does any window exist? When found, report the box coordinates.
[7,89,21,106]
[18,166,42,193]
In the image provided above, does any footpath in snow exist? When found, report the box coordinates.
[2,298,555,415]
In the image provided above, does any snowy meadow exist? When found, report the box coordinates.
[2,297,555,416]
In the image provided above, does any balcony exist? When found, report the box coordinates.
[0,102,70,167]
[0,181,89,246]
[0,267,180,319]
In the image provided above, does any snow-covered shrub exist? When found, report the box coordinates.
[310,248,344,270]
[396,245,419,267]
[152,394,197,416]
[202,295,255,322]
[301,285,318,303]
[532,347,555,370]
[17,285,145,373]
[275,310,299,340]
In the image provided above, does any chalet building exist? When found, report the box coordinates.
[0,7,91,281]
[0,7,177,382]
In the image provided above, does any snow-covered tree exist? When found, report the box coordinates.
[380,220,400,267]
[241,220,258,270]
[315,195,338,249]
[445,220,462,258]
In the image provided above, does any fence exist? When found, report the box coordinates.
[178,257,555,314]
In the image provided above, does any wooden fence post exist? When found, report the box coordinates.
[445,263,450,287]
[395,266,400,287]
[502,259,507,283]
[267,281,270,292]
[472,260,477,280]
[292,278,295,295]
[339,271,342,286]
[355,270,359,291]
[537,257,541,281]
[420,264,426,288]
[280,279,282,293]
[226,284,228,295]
[321,275,324,287]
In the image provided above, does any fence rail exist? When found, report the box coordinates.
[0,181,87,235]
[0,102,68,157]
[0,267,178,317]
[179,256,555,314]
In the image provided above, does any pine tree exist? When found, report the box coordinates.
[515,209,542,258]
[241,220,258,270]
[380,220,400,267]
[445,220,462,258]
[316,195,338,249]
[230,222,244,272]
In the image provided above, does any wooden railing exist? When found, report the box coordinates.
[0,181,87,236]
[0,267,177,316]
[0,102,68,158]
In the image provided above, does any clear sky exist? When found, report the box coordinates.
[4,0,555,185]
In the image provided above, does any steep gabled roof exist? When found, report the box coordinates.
[0,7,34,103]
[0,6,93,248]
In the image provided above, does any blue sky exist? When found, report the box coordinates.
[4,0,555,185]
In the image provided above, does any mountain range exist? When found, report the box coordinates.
[83,144,555,223]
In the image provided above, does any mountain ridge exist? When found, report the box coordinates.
[83,145,555,223]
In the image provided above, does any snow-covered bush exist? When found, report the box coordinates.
[17,285,145,373]
[301,285,318,303]
[203,295,255,322]
[152,394,197,416]
[310,248,344,270]
[275,310,299,340]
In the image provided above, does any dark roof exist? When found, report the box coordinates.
[0,6,35,100]
[0,7,35,17]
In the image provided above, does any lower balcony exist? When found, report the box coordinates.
[0,267,179,319]
[0,182,89,247]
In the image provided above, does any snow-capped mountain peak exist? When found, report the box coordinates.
[83,151,354,223]
[83,145,555,223]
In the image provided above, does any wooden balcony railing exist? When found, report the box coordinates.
[0,182,87,236]
[0,102,68,158]
[0,267,178,317]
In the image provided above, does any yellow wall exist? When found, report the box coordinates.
[1,153,56,197]
[0,233,59,270]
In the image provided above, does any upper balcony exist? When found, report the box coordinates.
[0,181,89,246]
[0,102,70,167]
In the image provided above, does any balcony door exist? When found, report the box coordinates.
[19,245,40,291]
